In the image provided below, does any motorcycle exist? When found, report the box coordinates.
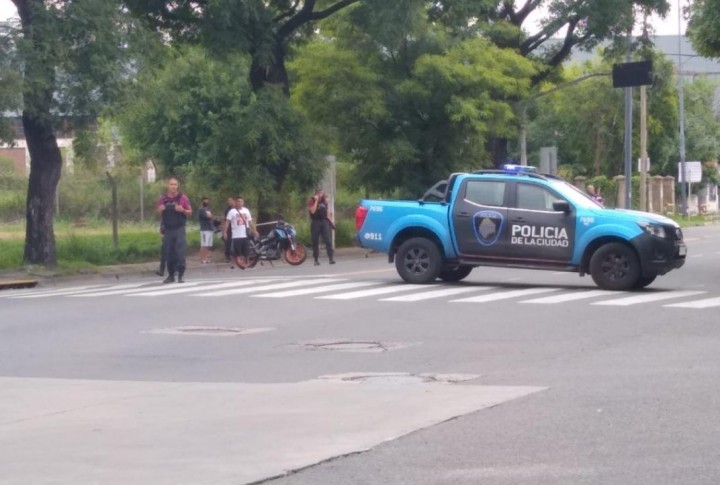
[246,218,307,267]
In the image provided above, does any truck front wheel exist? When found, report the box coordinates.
[395,237,442,284]
[589,242,640,291]
[439,265,473,282]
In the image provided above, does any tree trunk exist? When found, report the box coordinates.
[487,137,509,169]
[23,112,62,267]
[250,40,290,95]
[593,127,602,176]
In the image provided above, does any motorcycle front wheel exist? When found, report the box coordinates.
[284,243,307,265]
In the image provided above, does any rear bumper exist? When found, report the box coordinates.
[631,233,686,277]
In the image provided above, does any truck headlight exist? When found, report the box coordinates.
[637,222,667,238]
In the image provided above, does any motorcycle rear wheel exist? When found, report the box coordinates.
[284,243,307,265]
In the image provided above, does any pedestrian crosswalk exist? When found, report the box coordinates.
[1,277,719,309]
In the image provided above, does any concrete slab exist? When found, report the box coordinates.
[0,376,545,485]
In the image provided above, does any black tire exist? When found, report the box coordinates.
[438,265,473,282]
[589,242,641,291]
[395,237,442,284]
[284,243,307,265]
[634,274,657,289]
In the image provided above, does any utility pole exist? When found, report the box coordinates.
[640,85,648,212]
[678,0,688,217]
[623,27,634,209]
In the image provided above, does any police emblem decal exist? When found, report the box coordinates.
[473,210,504,246]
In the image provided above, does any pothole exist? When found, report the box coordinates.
[319,372,480,384]
[295,339,418,353]
[144,326,274,336]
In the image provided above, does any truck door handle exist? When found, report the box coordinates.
[512,217,525,222]
[457,211,470,218]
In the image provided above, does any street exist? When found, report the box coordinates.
[1,224,720,485]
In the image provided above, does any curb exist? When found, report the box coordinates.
[0,279,39,290]
[0,246,376,288]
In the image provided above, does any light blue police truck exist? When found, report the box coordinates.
[355,165,686,291]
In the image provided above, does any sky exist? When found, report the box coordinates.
[0,0,689,36]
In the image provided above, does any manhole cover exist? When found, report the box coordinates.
[295,339,418,353]
[319,372,480,384]
[144,326,274,336]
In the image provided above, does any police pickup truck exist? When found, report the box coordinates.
[355,165,686,290]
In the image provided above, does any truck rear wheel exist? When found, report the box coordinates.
[589,242,640,291]
[439,265,473,282]
[395,237,442,284]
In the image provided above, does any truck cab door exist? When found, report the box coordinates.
[506,182,575,263]
[451,179,510,259]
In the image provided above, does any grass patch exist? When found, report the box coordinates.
[0,227,201,271]
[667,213,719,227]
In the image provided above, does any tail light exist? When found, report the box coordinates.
[355,205,368,231]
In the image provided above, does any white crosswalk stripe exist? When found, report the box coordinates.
[10,283,146,299]
[252,281,379,298]
[451,287,558,303]
[70,282,213,297]
[592,290,706,306]
[665,297,720,309]
[193,278,344,297]
[131,280,270,297]
[380,286,491,302]
[0,285,106,298]
[2,277,719,309]
[317,284,426,300]
[521,289,614,304]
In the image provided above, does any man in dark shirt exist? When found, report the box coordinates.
[156,177,192,283]
[307,186,335,266]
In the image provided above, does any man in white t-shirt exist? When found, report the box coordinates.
[224,196,255,269]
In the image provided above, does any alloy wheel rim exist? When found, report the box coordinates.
[404,248,430,274]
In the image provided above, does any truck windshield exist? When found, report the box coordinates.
[548,179,604,210]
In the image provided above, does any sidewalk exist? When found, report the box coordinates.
[0,246,374,289]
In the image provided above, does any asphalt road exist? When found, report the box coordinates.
[1,224,719,484]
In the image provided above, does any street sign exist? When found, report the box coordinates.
[612,60,653,88]
[678,161,702,183]
[637,157,650,172]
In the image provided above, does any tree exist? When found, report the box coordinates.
[683,77,720,163]
[6,1,132,266]
[688,0,720,58]
[118,46,325,214]
[430,0,672,165]
[290,3,535,196]
[527,51,679,177]
[124,0,371,94]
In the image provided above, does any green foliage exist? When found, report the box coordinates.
[683,77,720,163]
[528,51,679,177]
[688,0,720,58]
[291,8,536,197]
[118,46,325,215]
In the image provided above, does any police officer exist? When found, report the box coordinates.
[308,186,335,266]
[156,177,192,283]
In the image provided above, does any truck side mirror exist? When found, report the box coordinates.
[553,200,571,213]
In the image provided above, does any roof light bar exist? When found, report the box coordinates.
[503,164,537,174]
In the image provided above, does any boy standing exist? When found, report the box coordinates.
[198,197,214,264]
[225,196,255,269]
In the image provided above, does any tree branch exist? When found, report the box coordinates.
[277,0,359,42]
[273,0,301,23]
[310,0,361,21]
[515,0,544,25]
